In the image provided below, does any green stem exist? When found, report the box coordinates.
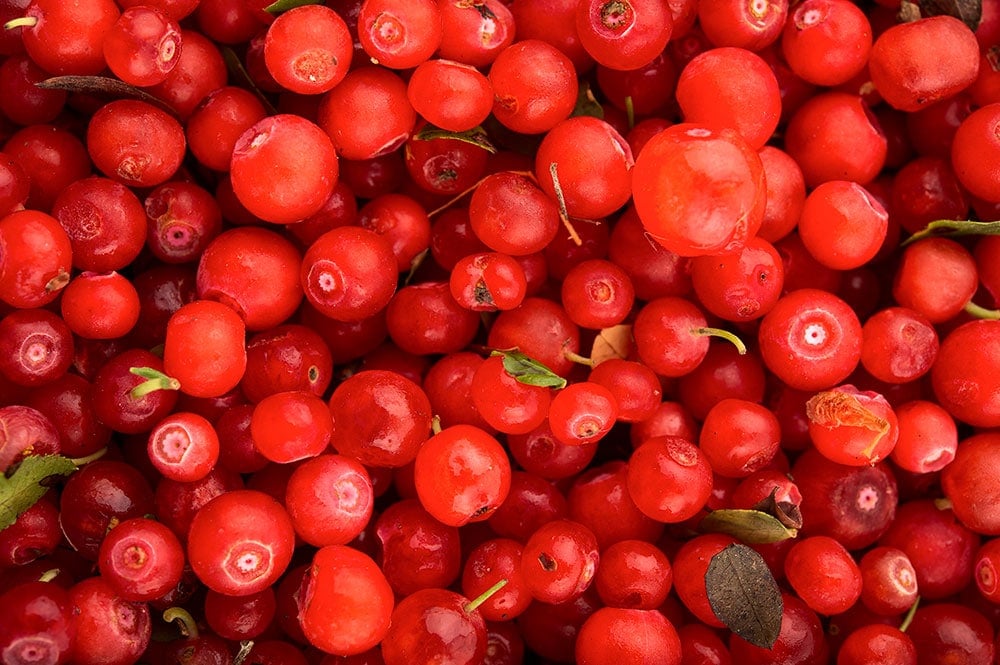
[964,300,1000,320]
[624,95,635,130]
[563,349,595,367]
[4,16,37,30]
[67,448,108,467]
[163,607,199,639]
[898,597,920,632]
[464,578,508,614]
[692,327,747,355]
[129,366,181,398]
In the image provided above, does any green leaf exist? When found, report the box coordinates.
[699,509,798,544]
[572,81,604,120]
[264,0,321,13]
[0,455,77,531]
[706,543,783,649]
[221,47,278,116]
[902,219,1000,246]
[490,349,567,389]
[413,124,497,154]
[35,76,177,115]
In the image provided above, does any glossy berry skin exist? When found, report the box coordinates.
[86,99,186,188]
[147,411,220,481]
[318,66,416,160]
[952,103,1000,203]
[560,259,635,329]
[461,538,531,622]
[300,226,398,323]
[263,4,352,94]
[407,58,493,132]
[593,539,672,610]
[450,252,527,312]
[521,519,600,604]
[859,307,938,385]
[470,354,553,436]
[187,489,296,596]
[892,238,977,324]
[627,436,713,523]
[869,16,980,112]
[699,398,781,478]
[329,369,432,468]
[576,607,681,665]
[382,588,486,665]
[102,5,182,86]
[588,359,661,423]
[230,114,338,224]
[931,320,1000,428]
[567,461,664,549]
[0,496,61,567]
[941,432,1000,536]
[797,180,888,271]
[780,0,872,87]
[0,581,76,665]
[806,385,899,466]
[906,603,995,665]
[468,171,561,257]
[690,236,784,322]
[575,0,672,71]
[758,288,862,392]
[91,348,179,434]
[632,297,713,378]
[858,546,919,616]
[97,517,185,602]
[376,498,462,596]
[414,424,511,527]
[671,534,739,628]
[488,40,577,135]
[240,324,333,403]
[696,0,787,51]
[548,381,618,447]
[60,271,141,340]
[632,123,766,257]
[69,576,151,665]
[784,536,862,616]
[836,624,916,665]
[163,299,247,399]
[203,588,276,641]
[297,545,394,656]
[51,176,146,273]
[251,390,333,464]
[0,308,73,387]
[15,0,120,76]
[0,209,72,309]
[728,593,827,665]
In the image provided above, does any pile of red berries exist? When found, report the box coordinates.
[1,0,1000,663]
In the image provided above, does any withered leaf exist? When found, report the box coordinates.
[917,0,982,30]
[590,324,633,366]
[413,124,497,154]
[751,487,804,530]
[264,0,322,14]
[35,76,175,114]
[902,219,1000,246]
[706,543,783,649]
[699,509,798,544]
[572,81,604,120]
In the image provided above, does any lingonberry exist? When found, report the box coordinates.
[781,0,872,86]
[143,180,223,265]
[487,470,569,542]
[783,536,862,616]
[731,468,802,509]
[700,398,781,478]
[535,116,634,220]
[783,91,886,187]
[627,435,713,523]
[468,171,562,257]
[462,538,532,622]
[889,156,969,234]
[147,411,220,481]
[508,0,593,71]
[859,306,938,385]
[0,209,72,309]
[196,226,303,331]
[858,545,919,616]
[892,237,978,323]
[593,539,672,610]
[547,381,618,447]
[521,518,600,604]
[797,180,888,271]
[806,385,899,466]
[86,99,186,188]
[470,354,553,435]
[185,86,268,172]
[607,206,693,301]
[696,0,787,51]
[102,5,182,87]
[676,47,780,150]
[97,516,185,602]
[576,607,682,665]
[263,4,352,95]
[357,0,441,69]
[328,369,433,468]
[450,252,528,313]
[793,448,898,550]
[516,586,602,662]
[690,236,784,322]
[560,258,635,329]
[407,58,493,132]
[677,340,767,420]
[973,538,1000,603]
[297,545,394,656]
[0,308,73,387]
[422,352,493,431]
[203,587,276,641]
[587,358,661,423]
[375,497,461,594]
[69,576,151,665]
[60,271,141,340]
[931,319,1000,428]
[300,226,398,323]
[436,0,514,67]
[941,432,1000,536]
[632,123,765,257]
[487,298,581,378]
[670,534,739,628]
[574,0,672,71]
[187,489,295,596]
[230,114,338,224]
[147,28,227,119]
[728,592,828,665]
[356,193,431,273]
[414,423,511,526]
[632,296,723,378]
[129,264,197,349]
[404,127,491,196]
[890,399,957,473]
[869,15,981,113]
[489,39,578,135]
[906,603,996,665]
[3,124,91,210]
[213,403,268,475]
[239,324,332,404]
[92,348,179,434]
[153,465,243,543]
[0,54,66,125]
[8,0,119,75]
[567,460,665,548]
[318,66,416,160]
[284,453,373,547]
[0,580,77,665]
[382,586,498,665]
[879,499,980,599]
[287,180,359,247]
[758,288,863,391]
[597,52,677,118]
[0,153,28,216]
[951,102,1000,203]
[163,299,247,399]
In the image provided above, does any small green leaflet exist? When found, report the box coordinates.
[699,509,798,544]
[413,124,497,154]
[902,219,1000,246]
[491,349,568,389]
[705,543,783,649]
[264,0,322,14]
[0,455,77,531]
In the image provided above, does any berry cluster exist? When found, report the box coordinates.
[1,0,1000,664]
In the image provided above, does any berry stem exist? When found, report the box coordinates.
[964,300,1000,320]
[67,448,108,467]
[898,596,920,632]
[464,578,509,614]
[233,640,254,665]
[564,348,595,367]
[692,327,747,355]
[129,366,181,398]
[3,16,38,30]
[548,162,583,246]
[624,95,635,130]
[37,569,60,583]
[163,607,199,639]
